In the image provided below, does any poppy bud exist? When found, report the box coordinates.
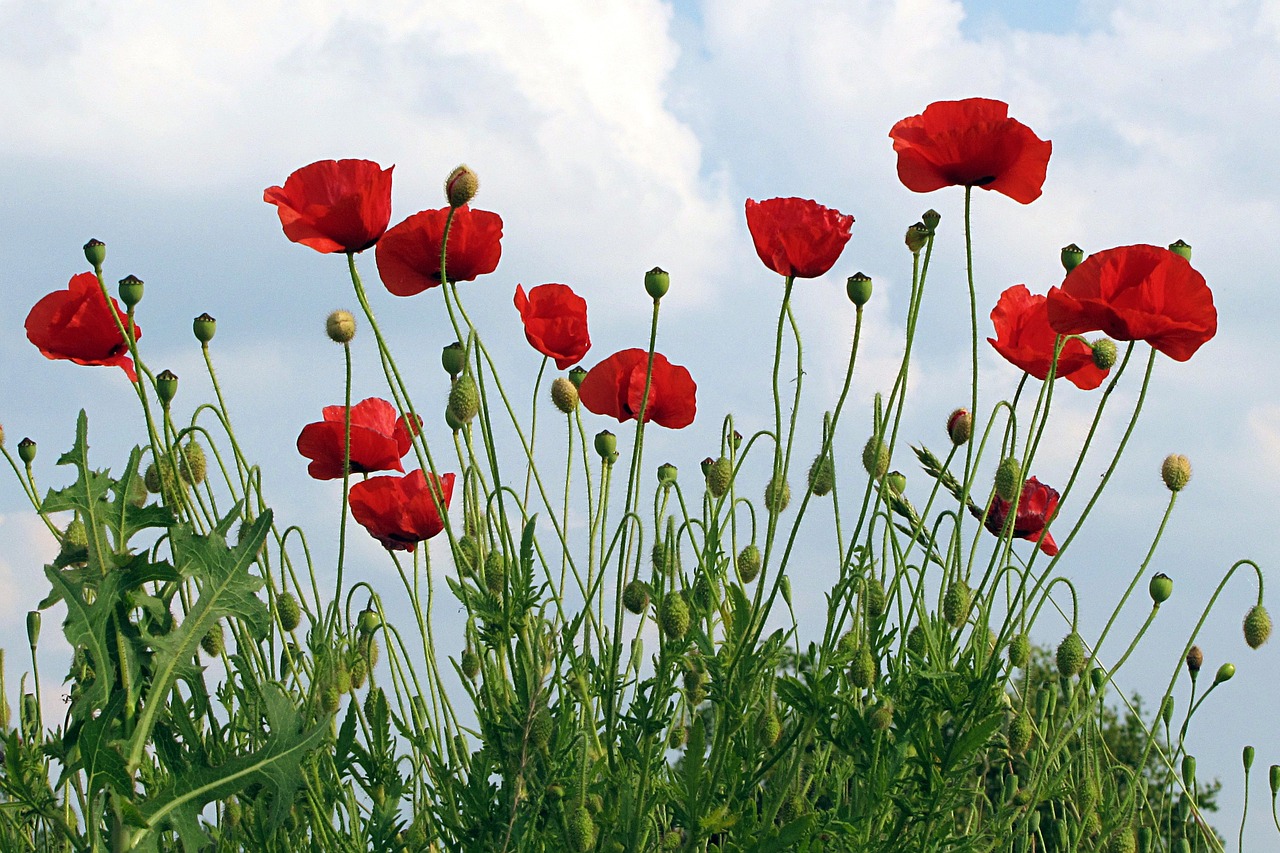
[1244,745,1256,772]
[349,655,368,690]
[1161,454,1191,493]
[870,701,894,732]
[568,366,587,388]
[319,686,341,714]
[1008,633,1031,668]
[277,592,301,632]
[862,577,887,618]
[1213,661,1235,685]
[657,462,677,487]
[943,580,971,628]
[1243,604,1272,649]
[193,313,217,343]
[25,611,40,648]
[644,266,670,300]
[623,579,650,615]
[594,430,617,460]
[550,376,579,413]
[759,708,782,744]
[994,457,1021,502]
[862,436,889,479]
[1091,338,1117,370]
[921,209,941,231]
[483,551,506,595]
[566,806,596,852]
[701,456,730,497]
[764,476,791,513]
[445,405,464,432]
[445,164,479,208]
[1168,239,1192,261]
[448,374,480,424]
[1008,713,1033,754]
[658,592,690,639]
[1061,243,1085,272]
[846,272,872,306]
[1055,631,1085,677]
[1161,695,1174,727]
[529,706,553,750]
[1182,755,1196,791]
[460,649,480,680]
[325,309,356,343]
[83,238,106,269]
[201,622,225,657]
[905,222,930,253]
[441,341,466,377]
[155,370,179,405]
[1090,666,1107,692]
[1186,645,1203,674]
[885,470,906,497]
[18,437,36,465]
[1148,572,1173,605]
[848,645,877,688]
[906,624,926,655]
[808,454,834,496]
[737,544,761,583]
[1270,765,1280,797]
[180,441,207,486]
[946,408,973,446]
[118,274,144,308]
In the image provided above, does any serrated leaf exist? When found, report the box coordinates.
[77,692,131,796]
[47,564,119,718]
[757,815,816,852]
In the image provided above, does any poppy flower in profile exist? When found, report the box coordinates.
[263,159,393,253]
[514,283,591,369]
[375,205,503,297]
[25,272,141,381]
[297,397,422,480]
[889,98,1052,204]
[745,197,854,278]
[1046,244,1217,362]
[349,470,455,552]
[579,348,697,429]
[988,284,1108,390]
[977,476,1060,556]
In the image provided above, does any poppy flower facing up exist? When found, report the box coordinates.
[514,283,592,369]
[578,349,697,429]
[376,205,503,297]
[977,476,1060,556]
[988,284,1108,390]
[745,197,854,278]
[25,272,141,381]
[263,159,394,253]
[889,98,1052,203]
[1046,244,1217,362]
[349,470,454,552]
[297,397,422,480]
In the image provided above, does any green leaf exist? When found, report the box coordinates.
[77,692,131,797]
[46,564,119,718]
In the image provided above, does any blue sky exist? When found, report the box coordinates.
[1,0,1277,842]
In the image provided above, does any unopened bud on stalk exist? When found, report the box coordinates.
[885,471,906,497]
[83,238,106,269]
[702,456,731,497]
[1243,605,1272,648]
[118,274,144,308]
[845,272,872,306]
[1186,645,1203,675]
[1056,632,1085,678]
[942,580,971,628]
[1148,573,1173,604]
[1008,713,1033,754]
[1008,633,1031,668]
[764,476,790,513]
[644,266,670,300]
[325,310,356,343]
[808,454,835,496]
[994,457,1021,501]
[193,313,217,343]
[1168,239,1192,261]
[594,430,617,461]
[277,592,301,632]
[18,437,36,465]
[905,222,930,253]
[1213,662,1236,685]
[568,366,587,388]
[946,408,972,445]
[1061,243,1085,272]
[1161,695,1174,727]
[1270,765,1280,797]
[1182,755,1196,791]
[1161,454,1191,492]
[25,611,40,648]
[460,649,480,680]
[444,164,479,208]
[1091,338,1117,370]
[155,370,179,405]
[550,376,579,413]
[737,544,761,583]
[656,462,677,487]
[1244,745,1256,772]
[658,592,690,639]
[862,436,889,479]
[623,579,650,615]
[448,374,479,424]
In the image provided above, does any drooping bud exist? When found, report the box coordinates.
[808,453,835,496]
[448,373,480,425]
[994,457,1021,502]
[946,408,972,446]
[862,577,887,618]
[1168,239,1192,261]
[870,701,894,732]
[594,430,617,461]
[201,622,225,657]
[1213,662,1236,685]
[906,624,926,656]
[83,238,106,269]
[566,806,597,852]
[848,646,877,688]
[1091,338,1117,370]
[656,462,678,487]
[1185,645,1203,675]
[921,209,941,231]
[325,309,357,343]
[1148,572,1173,605]
[764,476,791,513]
[349,655,368,690]
[118,274,144,308]
[702,456,731,497]
[644,266,670,300]
[658,592,690,639]
[277,592,301,632]
[444,164,479,208]
[529,706,553,750]
[1161,454,1191,493]
[905,222,930,253]
[759,708,782,745]
[1243,605,1272,649]
[1008,633,1031,668]
[193,313,217,343]
[623,579,650,615]
[179,441,207,486]
[1061,244,1085,272]
[460,649,480,680]
[1055,632,1086,678]
[18,437,37,465]
[736,544,761,583]
[846,272,872,306]
[551,376,579,413]
[484,551,506,595]
[862,436,889,479]
[568,366,587,388]
[942,580,972,628]
[1008,713,1033,754]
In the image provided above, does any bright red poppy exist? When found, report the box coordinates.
[988,284,1108,390]
[375,205,503,297]
[578,349,697,429]
[889,98,1052,204]
[296,397,422,480]
[25,272,141,381]
[263,159,393,254]
[744,197,854,278]
[1046,245,1217,362]
[349,470,454,552]
[977,476,1059,556]
[514,284,591,369]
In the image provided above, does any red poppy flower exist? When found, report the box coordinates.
[988,284,1108,390]
[578,348,697,429]
[296,397,422,480]
[889,98,1052,204]
[263,159,393,254]
[25,272,141,381]
[976,476,1060,556]
[513,283,591,369]
[745,197,854,278]
[349,470,454,552]
[375,205,503,297]
[1046,245,1217,362]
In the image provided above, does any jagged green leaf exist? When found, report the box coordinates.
[46,564,119,719]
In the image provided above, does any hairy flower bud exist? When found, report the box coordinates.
[1244,605,1272,649]
[942,580,971,628]
[201,622,225,657]
[1161,454,1191,493]
[862,577,886,619]
[623,579,650,615]
[325,309,356,343]
[551,376,579,413]
[1008,713,1034,754]
[445,164,479,208]
[566,806,596,852]
[1008,633,1031,668]
[994,457,1021,502]
[862,436,889,479]
[808,453,835,496]
[1056,632,1085,678]
[1091,337,1117,370]
[460,649,480,680]
[946,408,972,446]
[764,476,791,513]
[658,593,690,640]
[179,441,207,486]
[702,456,731,497]
[736,544,761,583]
[848,646,877,689]
[277,591,301,632]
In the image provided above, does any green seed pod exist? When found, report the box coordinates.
[644,266,670,300]
[118,274,144,308]
[484,550,506,595]
[1161,453,1191,493]
[848,646,877,689]
[1168,239,1192,261]
[861,436,889,479]
[276,592,301,632]
[1008,633,1031,668]
[566,806,596,852]
[862,577,886,619]
[845,272,872,306]
[441,341,466,377]
[702,455,732,497]
[1213,662,1235,685]
[1161,695,1175,727]
[17,437,36,465]
[1148,572,1173,605]
[193,312,217,343]
[1008,713,1033,754]
[594,430,617,460]
[623,579,650,615]
[83,238,106,269]
[448,373,480,425]
[994,456,1021,502]
[808,453,835,496]
[461,650,481,680]
[25,611,41,648]
[764,476,791,513]
[942,580,971,628]
[1243,605,1272,649]
[1061,243,1085,272]
[201,623,225,657]
[179,441,207,486]
[551,376,579,413]
[568,366,587,388]
[155,370,178,405]
[1056,632,1085,678]
[1269,764,1280,797]
[658,593,690,640]
[1244,745,1256,772]
[736,544,762,583]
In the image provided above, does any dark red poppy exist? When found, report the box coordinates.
[263,159,393,253]
[296,397,422,480]
[578,348,697,429]
[976,476,1060,556]
[1046,245,1217,362]
[25,272,141,381]
[375,205,503,297]
[745,197,854,278]
[513,283,591,369]
[349,470,454,552]
[889,98,1052,204]
[988,284,1108,390]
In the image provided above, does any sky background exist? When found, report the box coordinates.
[1,0,1278,843]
